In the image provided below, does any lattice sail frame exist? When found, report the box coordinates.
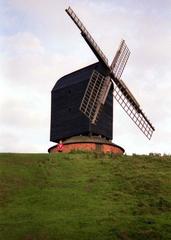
[111,40,131,80]
[113,81,154,140]
[80,70,111,124]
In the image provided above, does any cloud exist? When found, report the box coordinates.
[0,30,94,153]
[0,128,51,153]
[0,97,47,128]
[0,31,94,90]
[0,32,44,55]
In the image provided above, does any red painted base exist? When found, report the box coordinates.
[48,136,124,155]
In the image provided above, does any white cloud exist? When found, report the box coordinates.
[0,32,44,55]
[0,30,95,153]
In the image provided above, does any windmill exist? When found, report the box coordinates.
[49,7,155,154]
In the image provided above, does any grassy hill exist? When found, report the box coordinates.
[0,152,170,240]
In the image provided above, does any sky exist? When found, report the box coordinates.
[0,0,171,154]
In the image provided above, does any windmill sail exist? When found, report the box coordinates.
[80,70,111,124]
[112,79,155,139]
[111,39,131,79]
[66,7,109,68]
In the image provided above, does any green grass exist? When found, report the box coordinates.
[0,152,170,240]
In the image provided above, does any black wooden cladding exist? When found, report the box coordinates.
[50,62,113,143]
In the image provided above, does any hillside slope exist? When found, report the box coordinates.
[0,152,171,240]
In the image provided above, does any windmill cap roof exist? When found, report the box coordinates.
[52,62,99,91]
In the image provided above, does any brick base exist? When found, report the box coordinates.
[48,142,124,154]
